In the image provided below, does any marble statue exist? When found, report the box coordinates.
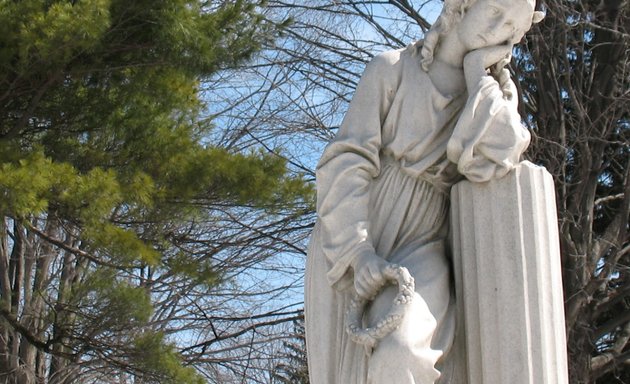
[305,0,545,383]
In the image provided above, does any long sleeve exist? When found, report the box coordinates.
[446,73,531,182]
[315,51,401,290]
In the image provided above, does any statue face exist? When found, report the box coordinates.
[457,0,534,51]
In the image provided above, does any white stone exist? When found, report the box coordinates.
[450,162,569,384]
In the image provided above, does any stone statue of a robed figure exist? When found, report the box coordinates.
[304,0,569,383]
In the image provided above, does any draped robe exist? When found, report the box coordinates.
[305,41,530,384]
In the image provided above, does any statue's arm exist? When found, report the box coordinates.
[316,50,400,291]
[447,47,531,183]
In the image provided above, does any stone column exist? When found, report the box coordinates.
[450,161,569,384]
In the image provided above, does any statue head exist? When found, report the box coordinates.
[420,0,545,71]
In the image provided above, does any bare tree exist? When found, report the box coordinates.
[517,1,629,382]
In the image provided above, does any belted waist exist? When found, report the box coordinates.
[378,156,454,196]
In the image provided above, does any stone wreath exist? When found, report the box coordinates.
[345,264,415,352]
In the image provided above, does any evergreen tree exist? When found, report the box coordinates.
[0,1,311,382]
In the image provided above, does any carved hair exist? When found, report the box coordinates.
[420,0,478,72]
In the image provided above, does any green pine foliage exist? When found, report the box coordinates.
[0,0,312,382]
[132,332,206,384]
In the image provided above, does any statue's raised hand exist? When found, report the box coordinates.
[463,43,513,92]
[351,252,389,299]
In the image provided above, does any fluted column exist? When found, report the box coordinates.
[450,161,569,384]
